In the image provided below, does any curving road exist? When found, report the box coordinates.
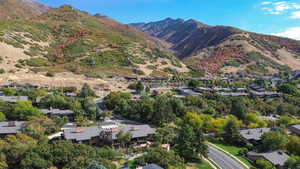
[208,145,247,169]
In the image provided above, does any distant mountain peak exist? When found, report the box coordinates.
[0,0,51,19]
[132,18,300,74]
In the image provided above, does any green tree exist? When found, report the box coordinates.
[284,156,300,169]
[133,147,184,169]
[155,125,177,145]
[11,101,43,120]
[261,131,288,151]
[82,98,97,120]
[256,159,275,169]
[0,112,6,121]
[188,80,200,89]
[86,161,107,169]
[222,118,241,145]
[231,98,247,120]
[116,130,132,148]
[79,83,97,98]
[176,121,208,160]
[279,83,300,96]
[287,136,300,156]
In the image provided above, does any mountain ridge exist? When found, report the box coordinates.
[131,18,300,74]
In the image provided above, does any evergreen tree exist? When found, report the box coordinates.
[222,118,241,145]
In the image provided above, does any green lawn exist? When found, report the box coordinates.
[188,160,214,169]
[212,143,257,169]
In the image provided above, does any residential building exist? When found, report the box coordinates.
[0,121,25,137]
[2,81,39,89]
[289,124,300,136]
[240,128,271,145]
[40,108,74,119]
[247,151,289,169]
[63,121,156,147]
[0,96,29,103]
[137,164,164,169]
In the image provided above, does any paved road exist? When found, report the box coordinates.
[208,145,246,169]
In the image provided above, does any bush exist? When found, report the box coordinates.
[46,72,55,77]
[26,58,51,67]
[0,68,5,74]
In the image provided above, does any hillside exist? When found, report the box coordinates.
[132,18,300,74]
[0,0,51,19]
[0,4,188,81]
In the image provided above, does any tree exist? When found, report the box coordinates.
[222,118,241,145]
[135,81,144,94]
[256,159,275,169]
[82,98,97,120]
[19,150,52,169]
[231,98,247,120]
[11,101,43,120]
[86,161,107,169]
[188,80,200,89]
[284,156,300,169]
[261,131,288,151]
[279,83,300,96]
[133,148,184,169]
[176,121,208,160]
[0,112,6,121]
[116,130,132,148]
[75,115,91,127]
[24,116,57,141]
[155,125,177,145]
[287,136,300,156]
[79,83,97,98]
[104,92,132,110]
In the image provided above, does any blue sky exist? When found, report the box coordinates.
[39,0,300,40]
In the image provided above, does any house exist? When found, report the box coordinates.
[240,128,271,145]
[0,96,29,103]
[247,151,289,169]
[64,92,77,97]
[2,81,39,89]
[217,92,249,97]
[63,121,156,147]
[0,91,4,96]
[179,88,201,96]
[249,90,282,98]
[289,124,300,136]
[0,121,25,137]
[40,108,74,119]
[137,164,164,169]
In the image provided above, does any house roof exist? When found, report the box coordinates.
[63,123,156,141]
[142,164,164,169]
[248,151,289,166]
[40,109,74,116]
[3,81,38,87]
[64,126,102,141]
[0,121,25,134]
[0,96,29,103]
[240,128,271,141]
[291,124,300,130]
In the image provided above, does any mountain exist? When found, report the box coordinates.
[0,4,188,80]
[132,18,300,74]
[0,0,51,19]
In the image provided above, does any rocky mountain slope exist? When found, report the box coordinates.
[0,2,188,79]
[0,0,51,19]
[132,18,300,74]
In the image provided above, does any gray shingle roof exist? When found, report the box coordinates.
[64,126,102,141]
[142,164,164,169]
[40,109,74,116]
[63,123,156,141]
[240,128,271,140]
[291,124,300,130]
[0,96,29,103]
[248,151,289,166]
[0,121,25,134]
